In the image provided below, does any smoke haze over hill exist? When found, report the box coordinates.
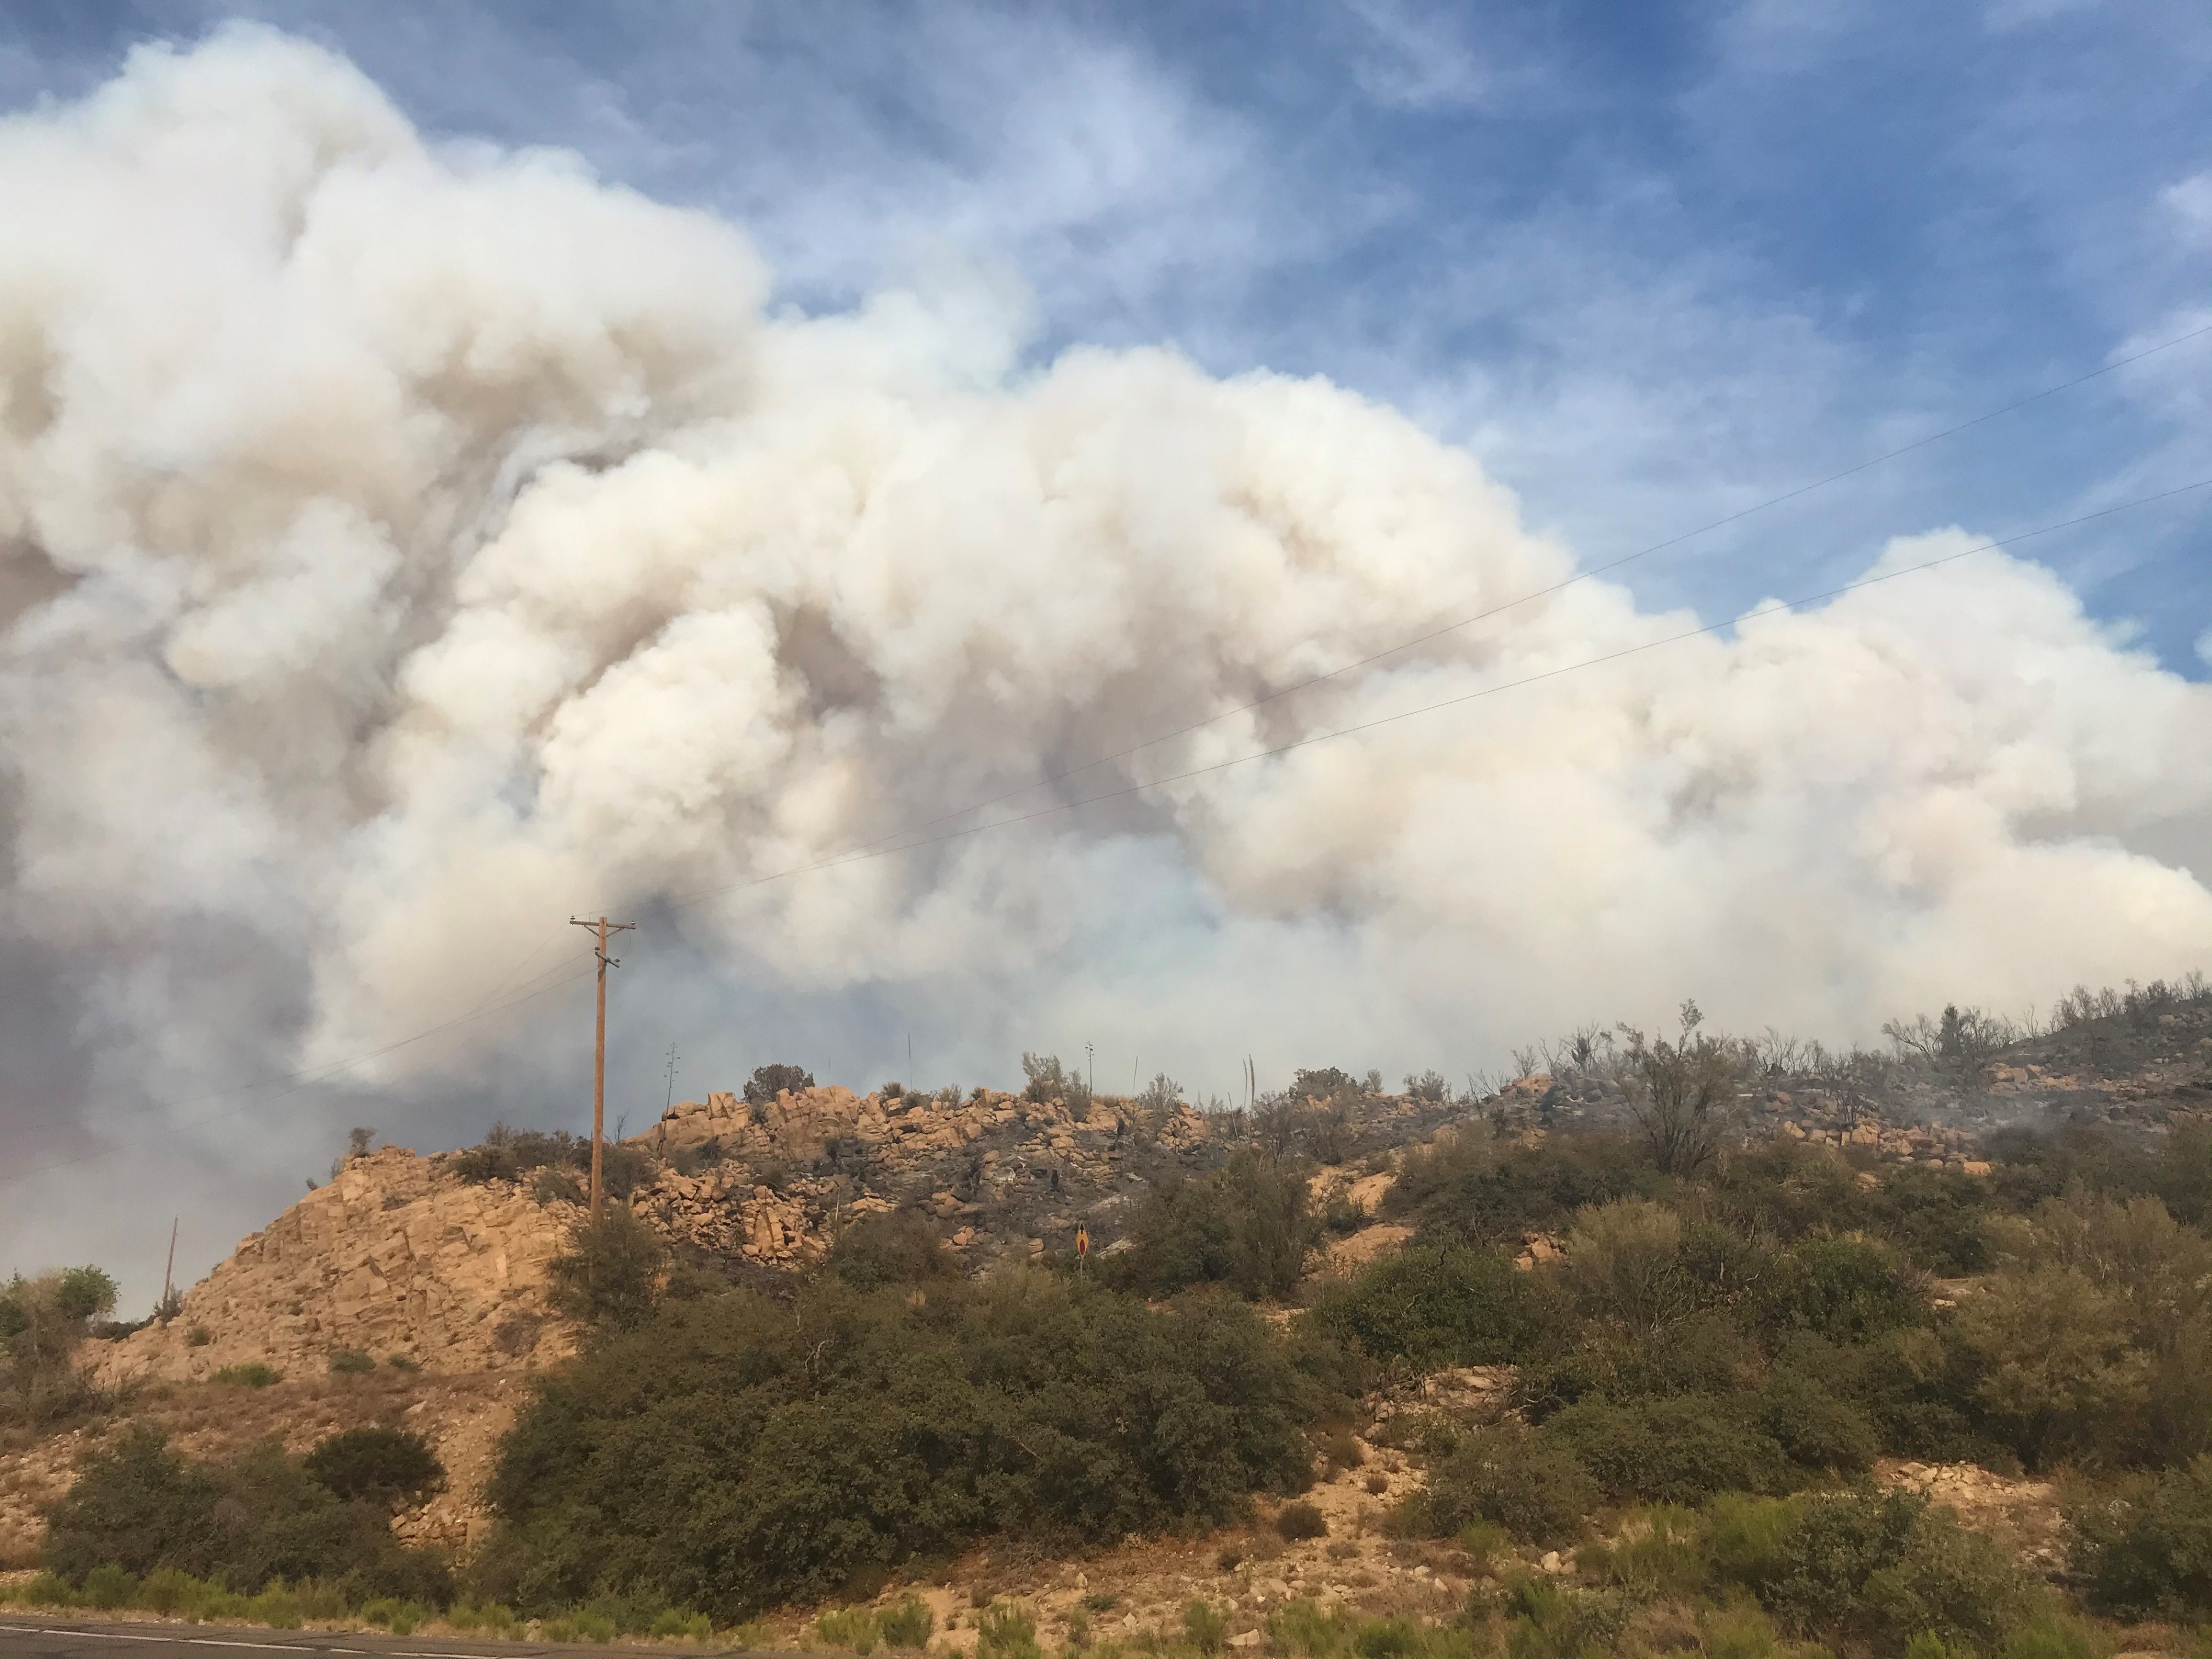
[3,28,2209,1297]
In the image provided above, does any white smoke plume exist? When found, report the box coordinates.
[4,30,2210,1289]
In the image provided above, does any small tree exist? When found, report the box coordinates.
[743,1063,815,1107]
[1615,1002,1747,1176]
[548,1206,668,1336]
[0,1266,117,1425]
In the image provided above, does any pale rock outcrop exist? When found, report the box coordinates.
[89,1149,572,1387]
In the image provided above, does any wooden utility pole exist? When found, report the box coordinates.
[569,915,636,1218]
[159,1217,178,1324]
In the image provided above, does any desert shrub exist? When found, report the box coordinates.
[1276,1500,1328,1540]
[185,1325,212,1347]
[1993,1612,2103,1659]
[1424,1420,1599,1545]
[1501,1576,1629,1659]
[1290,1067,1361,1101]
[878,1595,935,1647]
[1578,1505,1709,1599]
[977,1603,1044,1659]
[744,1063,815,1106]
[1396,1131,1663,1246]
[817,1605,881,1653]
[211,1362,280,1387]
[1184,1599,1230,1654]
[1404,1071,1449,1104]
[1759,1234,1926,1342]
[2069,1455,2212,1616]
[1546,1395,1792,1505]
[1756,1369,1880,1476]
[1752,1490,2028,1654]
[546,1204,668,1335]
[450,1124,588,1186]
[13,1570,77,1607]
[480,1269,1325,1620]
[80,1564,138,1609]
[1022,1053,1090,1109]
[43,1424,443,1599]
[305,1425,445,1508]
[1322,1190,1367,1234]
[328,1347,375,1375]
[1559,1199,1712,1333]
[1112,1148,1321,1300]
[1948,1263,2147,1470]
[825,1209,962,1290]
[0,1265,119,1425]
[1306,1245,1547,1367]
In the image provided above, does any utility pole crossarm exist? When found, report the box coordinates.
[570,915,637,1218]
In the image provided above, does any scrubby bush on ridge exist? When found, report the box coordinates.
[477,1265,1338,1618]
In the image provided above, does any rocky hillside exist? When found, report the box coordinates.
[88,1149,573,1391]
[86,993,2212,1393]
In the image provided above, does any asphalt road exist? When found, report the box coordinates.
[0,1620,780,1659]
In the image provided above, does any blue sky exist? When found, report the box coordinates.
[7,0,2209,668]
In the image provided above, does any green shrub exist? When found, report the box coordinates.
[817,1605,880,1654]
[185,1325,212,1347]
[304,1425,445,1509]
[246,1585,304,1629]
[1995,1611,2105,1659]
[546,1205,668,1336]
[211,1362,280,1387]
[1759,1234,1927,1342]
[977,1603,1044,1659]
[826,1210,963,1290]
[1501,1577,1626,1659]
[1545,1395,1792,1505]
[1183,1600,1229,1655]
[1391,1132,1660,1245]
[19,1569,77,1607]
[1757,1369,1880,1476]
[1754,1490,2028,1654]
[2069,1455,2212,1616]
[138,1567,201,1615]
[81,1563,138,1610]
[878,1595,936,1647]
[1270,1599,1358,1659]
[1350,1616,1423,1659]
[1578,1505,1708,1599]
[1424,1420,1599,1547]
[651,1608,713,1640]
[1307,1245,1547,1367]
[42,1423,445,1600]
[1276,1500,1328,1540]
[1695,1603,1796,1659]
[1111,1149,1322,1300]
[359,1596,429,1635]
[480,1269,1327,1620]
[328,1348,375,1375]
[744,1063,815,1106]
[447,1601,519,1635]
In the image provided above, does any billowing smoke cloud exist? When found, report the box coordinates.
[4,29,2210,1289]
